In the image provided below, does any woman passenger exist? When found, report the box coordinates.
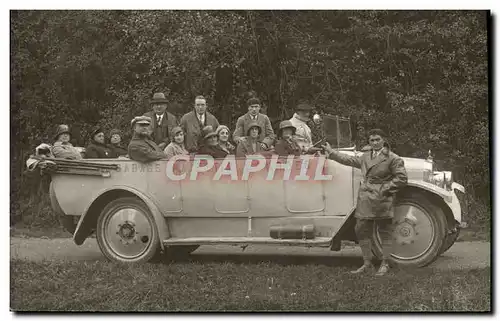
[235,121,265,157]
[274,120,302,157]
[108,128,128,157]
[85,127,114,159]
[52,124,83,160]
[216,125,235,155]
[164,126,189,159]
[198,126,227,159]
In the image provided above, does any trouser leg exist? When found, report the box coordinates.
[355,219,374,264]
[376,218,394,262]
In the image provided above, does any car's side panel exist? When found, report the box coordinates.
[323,158,355,216]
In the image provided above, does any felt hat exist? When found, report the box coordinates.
[54,124,71,141]
[278,120,296,136]
[110,128,122,138]
[202,126,218,140]
[149,92,169,105]
[169,126,184,139]
[246,121,263,136]
[215,125,230,137]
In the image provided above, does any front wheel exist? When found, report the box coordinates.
[96,197,160,263]
[371,192,447,267]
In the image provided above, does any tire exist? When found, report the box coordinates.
[96,197,160,264]
[371,192,447,267]
[440,225,461,255]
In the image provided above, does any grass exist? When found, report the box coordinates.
[10,259,491,312]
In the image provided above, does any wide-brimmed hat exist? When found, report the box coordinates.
[246,121,263,136]
[170,126,184,139]
[131,116,152,127]
[54,124,71,141]
[149,92,169,105]
[278,120,296,136]
[110,129,122,138]
[215,125,230,137]
[90,126,104,140]
[202,126,218,140]
[296,103,313,112]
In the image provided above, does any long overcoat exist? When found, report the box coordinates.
[180,111,220,152]
[143,111,178,146]
[328,146,408,219]
[128,134,166,163]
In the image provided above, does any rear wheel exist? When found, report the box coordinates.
[96,197,160,263]
[371,192,447,267]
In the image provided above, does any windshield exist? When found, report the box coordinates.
[322,115,353,149]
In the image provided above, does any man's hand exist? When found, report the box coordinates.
[321,142,334,154]
[159,142,167,150]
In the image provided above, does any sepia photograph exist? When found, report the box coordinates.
[9,8,491,312]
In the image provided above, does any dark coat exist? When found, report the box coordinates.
[109,144,128,157]
[180,111,220,152]
[274,137,302,157]
[84,142,114,159]
[128,134,166,163]
[236,137,265,157]
[328,146,408,219]
[233,113,275,148]
[143,111,178,146]
[198,144,228,159]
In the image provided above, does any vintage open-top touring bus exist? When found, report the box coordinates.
[40,115,465,267]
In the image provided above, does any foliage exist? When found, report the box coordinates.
[10,10,489,225]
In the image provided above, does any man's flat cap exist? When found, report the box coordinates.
[131,116,152,126]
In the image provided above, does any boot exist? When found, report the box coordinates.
[350,261,374,274]
[375,261,390,276]
[351,239,374,274]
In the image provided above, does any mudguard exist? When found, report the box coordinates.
[407,180,463,223]
[72,186,169,250]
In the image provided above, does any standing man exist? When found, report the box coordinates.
[128,116,167,163]
[180,95,220,153]
[322,129,407,276]
[143,92,178,150]
[289,102,314,152]
[233,97,275,150]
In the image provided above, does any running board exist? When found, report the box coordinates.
[163,237,332,247]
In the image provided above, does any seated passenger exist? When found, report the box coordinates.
[216,125,235,155]
[235,121,266,157]
[52,124,83,160]
[198,126,227,159]
[128,116,167,163]
[108,129,128,157]
[274,120,302,157]
[85,127,114,159]
[164,126,189,160]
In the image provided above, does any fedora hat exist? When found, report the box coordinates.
[149,92,169,105]
[54,124,71,141]
[202,126,218,140]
